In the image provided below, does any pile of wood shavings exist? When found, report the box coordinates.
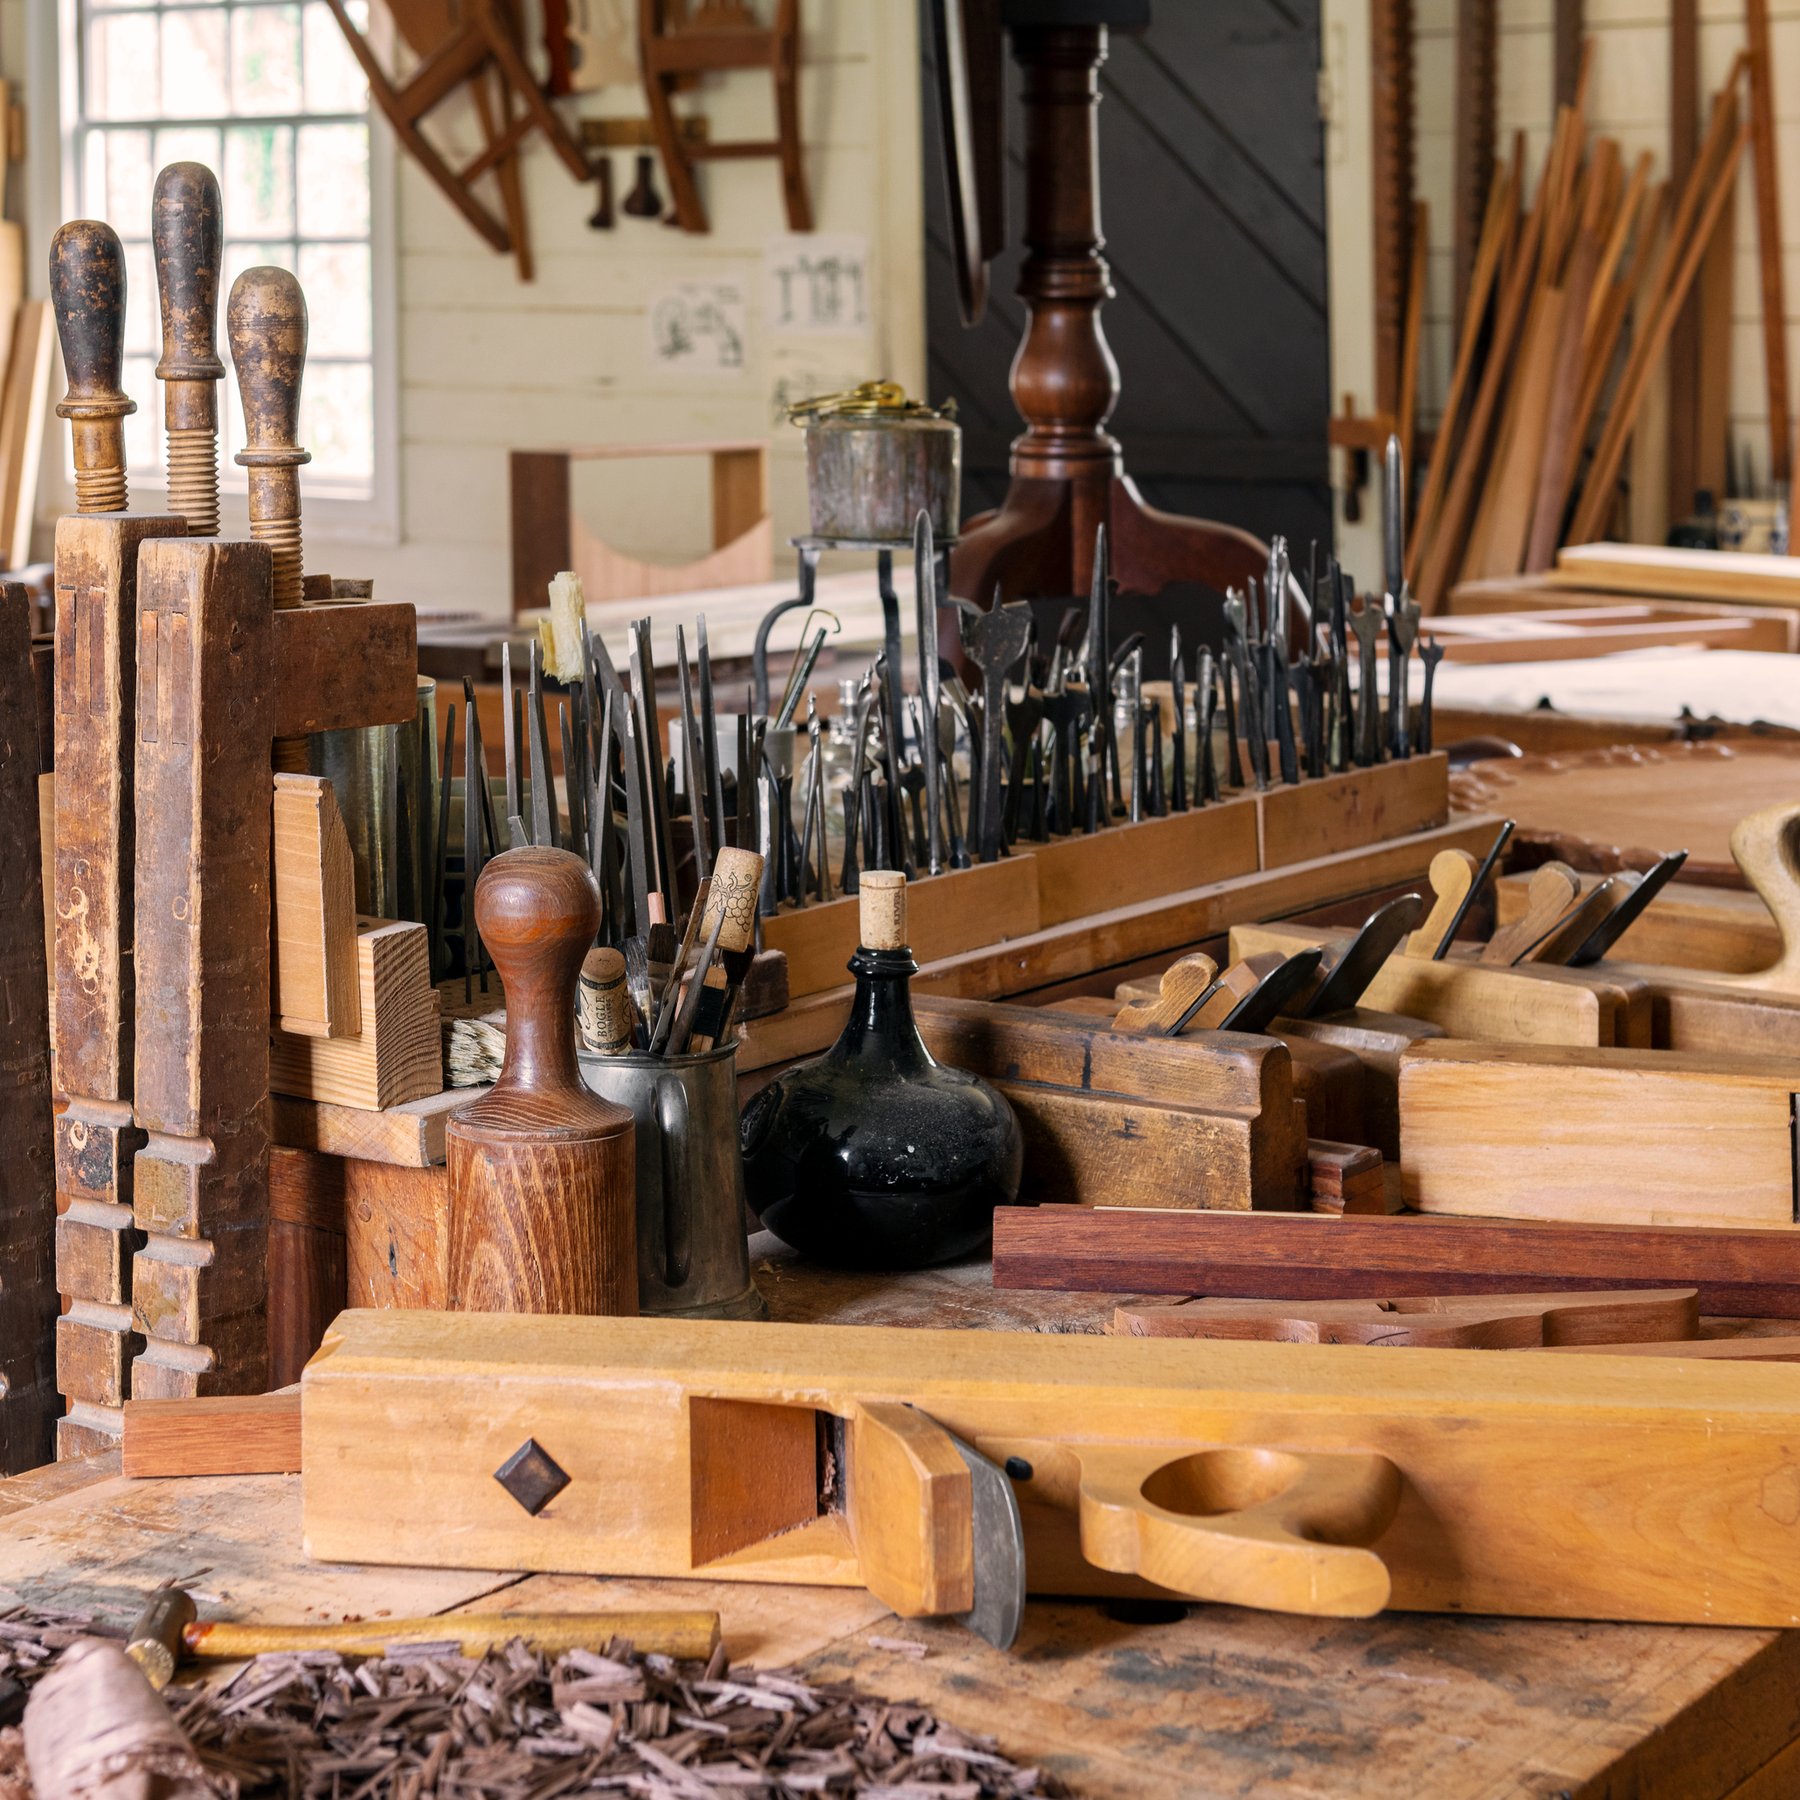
[0,1606,130,1799]
[0,1605,1070,1799]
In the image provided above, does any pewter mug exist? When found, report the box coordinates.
[580,1042,766,1320]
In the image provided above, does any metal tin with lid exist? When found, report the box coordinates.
[789,381,961,542]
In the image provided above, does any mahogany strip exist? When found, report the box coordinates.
[120,1388,301,1478]
[991,1207,1800,1317]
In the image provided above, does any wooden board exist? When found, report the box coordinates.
[0,585,54,1473]
[1256,755,1448,870]
[1399,1042,1800,1229]
[1418,604,1790,661]
[272,772,361,1037]
[271,1087,468,1168]
[303,1306,1800,1626]
[991,1206,1800,1317]
[1450,742,1800,883]
[131,537,275,1402]
[270,601,419,736]
[0,300,53,570]
[51,510,187,1455]
[1030,799,1258,926]
[761,856,1042,1000]
[1550,543,1800,607]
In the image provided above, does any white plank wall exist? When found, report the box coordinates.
[14,0,925,620]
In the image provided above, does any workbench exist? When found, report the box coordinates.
[5,1239,1797,1800]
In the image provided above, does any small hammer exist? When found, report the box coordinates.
[125,1586,721,1689]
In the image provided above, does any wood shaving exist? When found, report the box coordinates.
[0,1607,1070,1797]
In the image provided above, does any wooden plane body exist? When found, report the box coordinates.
[305,1307,1800,1629]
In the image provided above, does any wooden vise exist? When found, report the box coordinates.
[49,179,416,1456]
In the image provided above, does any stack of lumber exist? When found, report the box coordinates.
[1410,50,1754,614]
[0,82,48,571]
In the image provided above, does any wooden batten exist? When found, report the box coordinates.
[272,773,361,1038]
[1399,1041,1800,1229]
[271,918,442,1110]
[761,856,1041,999]
[271,1087,468,1168]
[1255,754,1448,870]
[1029,798,1259,926]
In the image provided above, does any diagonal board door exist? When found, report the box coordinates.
[921,0,1330,652]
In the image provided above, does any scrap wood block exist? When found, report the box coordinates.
[990,1206,1800,1317]
[304,1306,1800,1626]
[272,772,360,1038]
[912,996,1307,1211]
[271,919,443,1110]
[0,583,55,1474]
[131,536,275,1402]
[1400,1041,1800,1229]
[1256,754,1448,869]
[122,1386,301,1477]
[761,856,1041,1000]
[271,1087,466,1168]
[1307,1141,1394,1214]
[1112,1288,1701,1348]
[270,599,418,737]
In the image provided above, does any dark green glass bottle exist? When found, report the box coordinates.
[740,871,1022,1268]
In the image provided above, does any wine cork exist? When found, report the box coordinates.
[577,945,633,1055]
[859,869,907,950]
[705,845,764,953]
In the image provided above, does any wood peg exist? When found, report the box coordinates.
[227,265,310,609]
[152,162,225,536]
[447,847,638,1316]
[1479,861,1581,964]
[1405,848,1478,958]
[1112,952,1219,1034]
[50,219,134,514]
[1720,802,1800,994]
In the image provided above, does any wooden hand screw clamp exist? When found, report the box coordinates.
[152,164,224,536]
[447,848,637,1316]
[49,222,187,1455]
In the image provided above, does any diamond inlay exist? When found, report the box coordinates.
[494,1437,570,1515]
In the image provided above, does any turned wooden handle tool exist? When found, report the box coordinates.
[51,219,134,514]
[448,847,638,1315]
[152,162,224,535]
[228,265,310,611]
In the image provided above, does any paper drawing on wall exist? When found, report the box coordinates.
[648,281,748,373]
[764,236,869,336]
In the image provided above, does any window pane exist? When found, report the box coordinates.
[122,238,156,357]
[161,9,228,119]
[302,360,373,483]
[225,124,295,235]
[304,3,368,113]
[298,242,370,356]
[232,5,303,116]
[82,131,108,217]
[155,127,223,182]
[121,356,158,472]
[297,123,368,237]
[104,129,154,231]
[88,13,160,121]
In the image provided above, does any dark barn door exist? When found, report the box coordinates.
[921,1,1331,612]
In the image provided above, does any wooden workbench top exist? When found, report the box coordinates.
[5,1242,1797,1799]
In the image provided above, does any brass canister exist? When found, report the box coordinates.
[790,382,961,542]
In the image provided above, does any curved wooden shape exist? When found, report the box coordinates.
[1719,802,1800,994]
[1407,848,1478,957]
[1078,1444,1399,1618]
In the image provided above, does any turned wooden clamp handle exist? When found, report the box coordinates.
[228,265,310,609]
[50,219,135,514]
[1075,1444,1399,1617]
[447,847,638,1316]
[153,162,225,536]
